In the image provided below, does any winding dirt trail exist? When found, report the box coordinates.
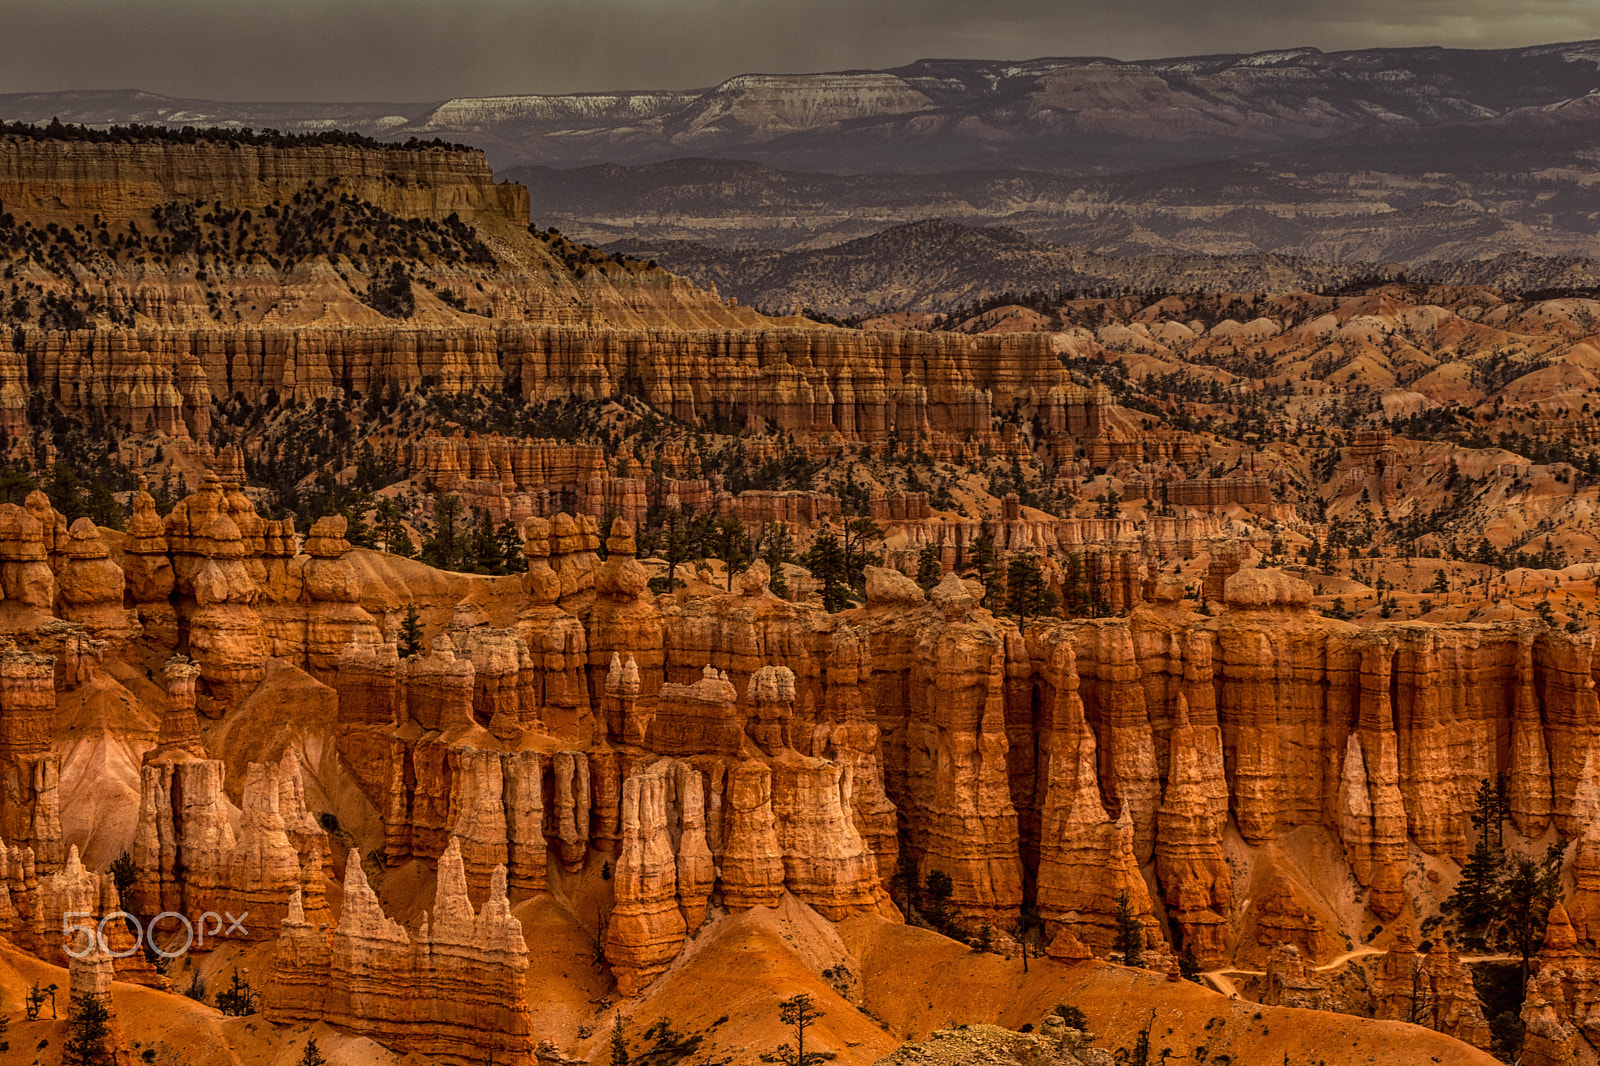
[1201,946,1520,998]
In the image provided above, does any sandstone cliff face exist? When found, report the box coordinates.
[0,139,529,230]
[130,756,236,919]
[0,647,62,870]
[606,760,696,995]
[0,322,1109,451]
[897,576,1024,925]
[1153,694,1229,964]
[1029,640,1159,957]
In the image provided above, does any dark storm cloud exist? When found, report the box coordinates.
[4,0,1600,101]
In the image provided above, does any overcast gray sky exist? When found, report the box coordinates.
[4,0,1600,101]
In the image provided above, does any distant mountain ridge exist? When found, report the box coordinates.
[9,41,1600,172]
[16,42,1600,269]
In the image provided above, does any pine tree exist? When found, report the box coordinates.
[45,463,85,520]
[924,869,954,931]
[62,995,112,1066]
[659,507,692,591]
[24,981,55,1021]
[762,520,793,599]
[495,518,523,572]
[342,507,375,548]
[1448,778,1507,935]
[803,531,851,612]
[970,532,1000,608]
[709,516,752,590]
[914,543,942,590]
[841,513,884,591]
[894,852,918,918]
[610,1015,630,1066]
[1114,890,1144,968]
[467,507,500,573]
[108,850,136,901]
[85,481,125,530]
[1005,554,1060,621]
[422,493,464,569]
[215,967,257,1016]
[299,1037,328,1066]
[398,603,424,658]
[375,498,415,557]
[1498,844,1566,994]
[761,994,827,1066]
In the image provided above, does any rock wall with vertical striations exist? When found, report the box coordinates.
[14,485,1600,1057]
[263,839,534,1066]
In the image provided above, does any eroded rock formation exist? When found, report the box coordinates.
[264,839,534,1066]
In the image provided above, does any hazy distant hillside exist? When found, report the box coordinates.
[510,114,1600,263]
[603,220,1365,315]
[608,219,1600,317]
[11,42,1600,173]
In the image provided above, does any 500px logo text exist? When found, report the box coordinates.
[63,910,249,958]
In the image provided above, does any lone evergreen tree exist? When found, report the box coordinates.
[375,498,415,557]
[760,520,793,598]
[610,1015,630,1066]
[398,603,424,658]
[1480,776,1510,851]
[495,518,523,573]
[24,981,55,1021]
[1499,844,1566,994]
[841,512,884,591]
[299,1037,328,1066]
[1452,839,1502,935]
[761,993,827,1066]
[924,869,954,930]
[1114,890,1144,968]
[342,507,375,549]
[1005,553,1060,621]
[894,852,918,919]
[915,543,942,590]
[62,995,112,1066]
[803,531,852,612]
[215,967,257,1016]
[422,493,464,570]
[709,516,752,590]
[970,532,999,608]
[1446,777,1512,939]
[660,507,692,591]
[466,507,500,573]
[108,850,136,902]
